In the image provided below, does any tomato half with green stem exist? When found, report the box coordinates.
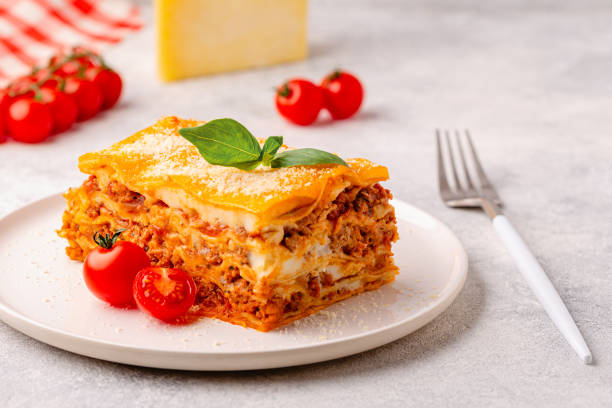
[133,267,197,322]
[83,229,150,307]
[320,70,364,120]
[275,79,323,126]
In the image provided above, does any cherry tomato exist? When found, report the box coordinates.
[8,75,36,96]
[48,54,63,68]
[6,97,53,143]
[275,79,323,126]
[320,70,364,120]
[32,68,62,91]
[0,89,11,141]
[64,77,103,121]
[32,67,51,82]
[53,60,82,78]
[83,229,150,307]
[85,67,122,109]
[40,76,61,90]
[133,267,197,322]
[72,47,101,67]
[39,87,78,133]
[0,89,11,109]
[50,49,98,75]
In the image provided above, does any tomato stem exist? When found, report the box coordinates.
[8,46,109,98]
[57,76,66,92]
[329,69,342,80]
[77,64,86,79]
[277,83,291,98]
[45,48,109,82]
[31,84,43,102]
[93,228,126,249]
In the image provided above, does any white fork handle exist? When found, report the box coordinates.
[492,215,592,364]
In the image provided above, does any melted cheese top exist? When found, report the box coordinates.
[78,116,389,229]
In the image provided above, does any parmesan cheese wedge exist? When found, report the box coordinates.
[155,0,308,81]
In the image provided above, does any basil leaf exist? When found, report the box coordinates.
[260,136,283,166]
[179,118,347,171]
[179,118,262,165]
[271,148,348,168]
[232,160,262,171]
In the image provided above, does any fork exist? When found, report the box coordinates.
[436,130,592,364]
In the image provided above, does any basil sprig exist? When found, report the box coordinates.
[178,119,347,171]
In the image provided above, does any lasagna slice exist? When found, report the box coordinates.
[58,116,399,331]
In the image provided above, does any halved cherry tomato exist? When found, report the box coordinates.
[85,67,122,109]
[39,87,78,133]
[64,77,103,121]
[133,267,197,322]
[275,79,323,126]
[6,97,53,143]
[83,229,150,307]
[320,70,364,119]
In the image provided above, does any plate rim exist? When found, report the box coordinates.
[0,193,468,369]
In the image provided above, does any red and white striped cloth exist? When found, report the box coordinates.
[0,0,142,81]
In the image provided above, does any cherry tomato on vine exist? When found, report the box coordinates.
[34,68,65,90]
[9,75,37,96]
[50,49,98,74]
[133,267,197,322]
[85,67,122,109]
[83,229,150,307]
[0,116,6,143]
[320,70,364,120]
[39,87,78,133]
[64,77,103,121]
[53,60,82,78]
[39,76,60,90]
[6,97,53,143]
[275,79,323,126]
[0,89,11,109]
[0,89,11,141]
[32,67,51,83]
[71,46,101,66]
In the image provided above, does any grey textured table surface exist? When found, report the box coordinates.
[2,0,611,406]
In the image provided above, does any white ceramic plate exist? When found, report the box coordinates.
[0,194,467,370]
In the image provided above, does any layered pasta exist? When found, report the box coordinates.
[58,116,399,331]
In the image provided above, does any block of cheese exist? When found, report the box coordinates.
[155,0,308,81]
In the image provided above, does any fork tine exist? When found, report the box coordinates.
[454,130,476,191]
[464,130,501,201]
[444,130,462,190]
[436,130,451,194]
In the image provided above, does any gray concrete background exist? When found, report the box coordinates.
[1,0,611,406]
